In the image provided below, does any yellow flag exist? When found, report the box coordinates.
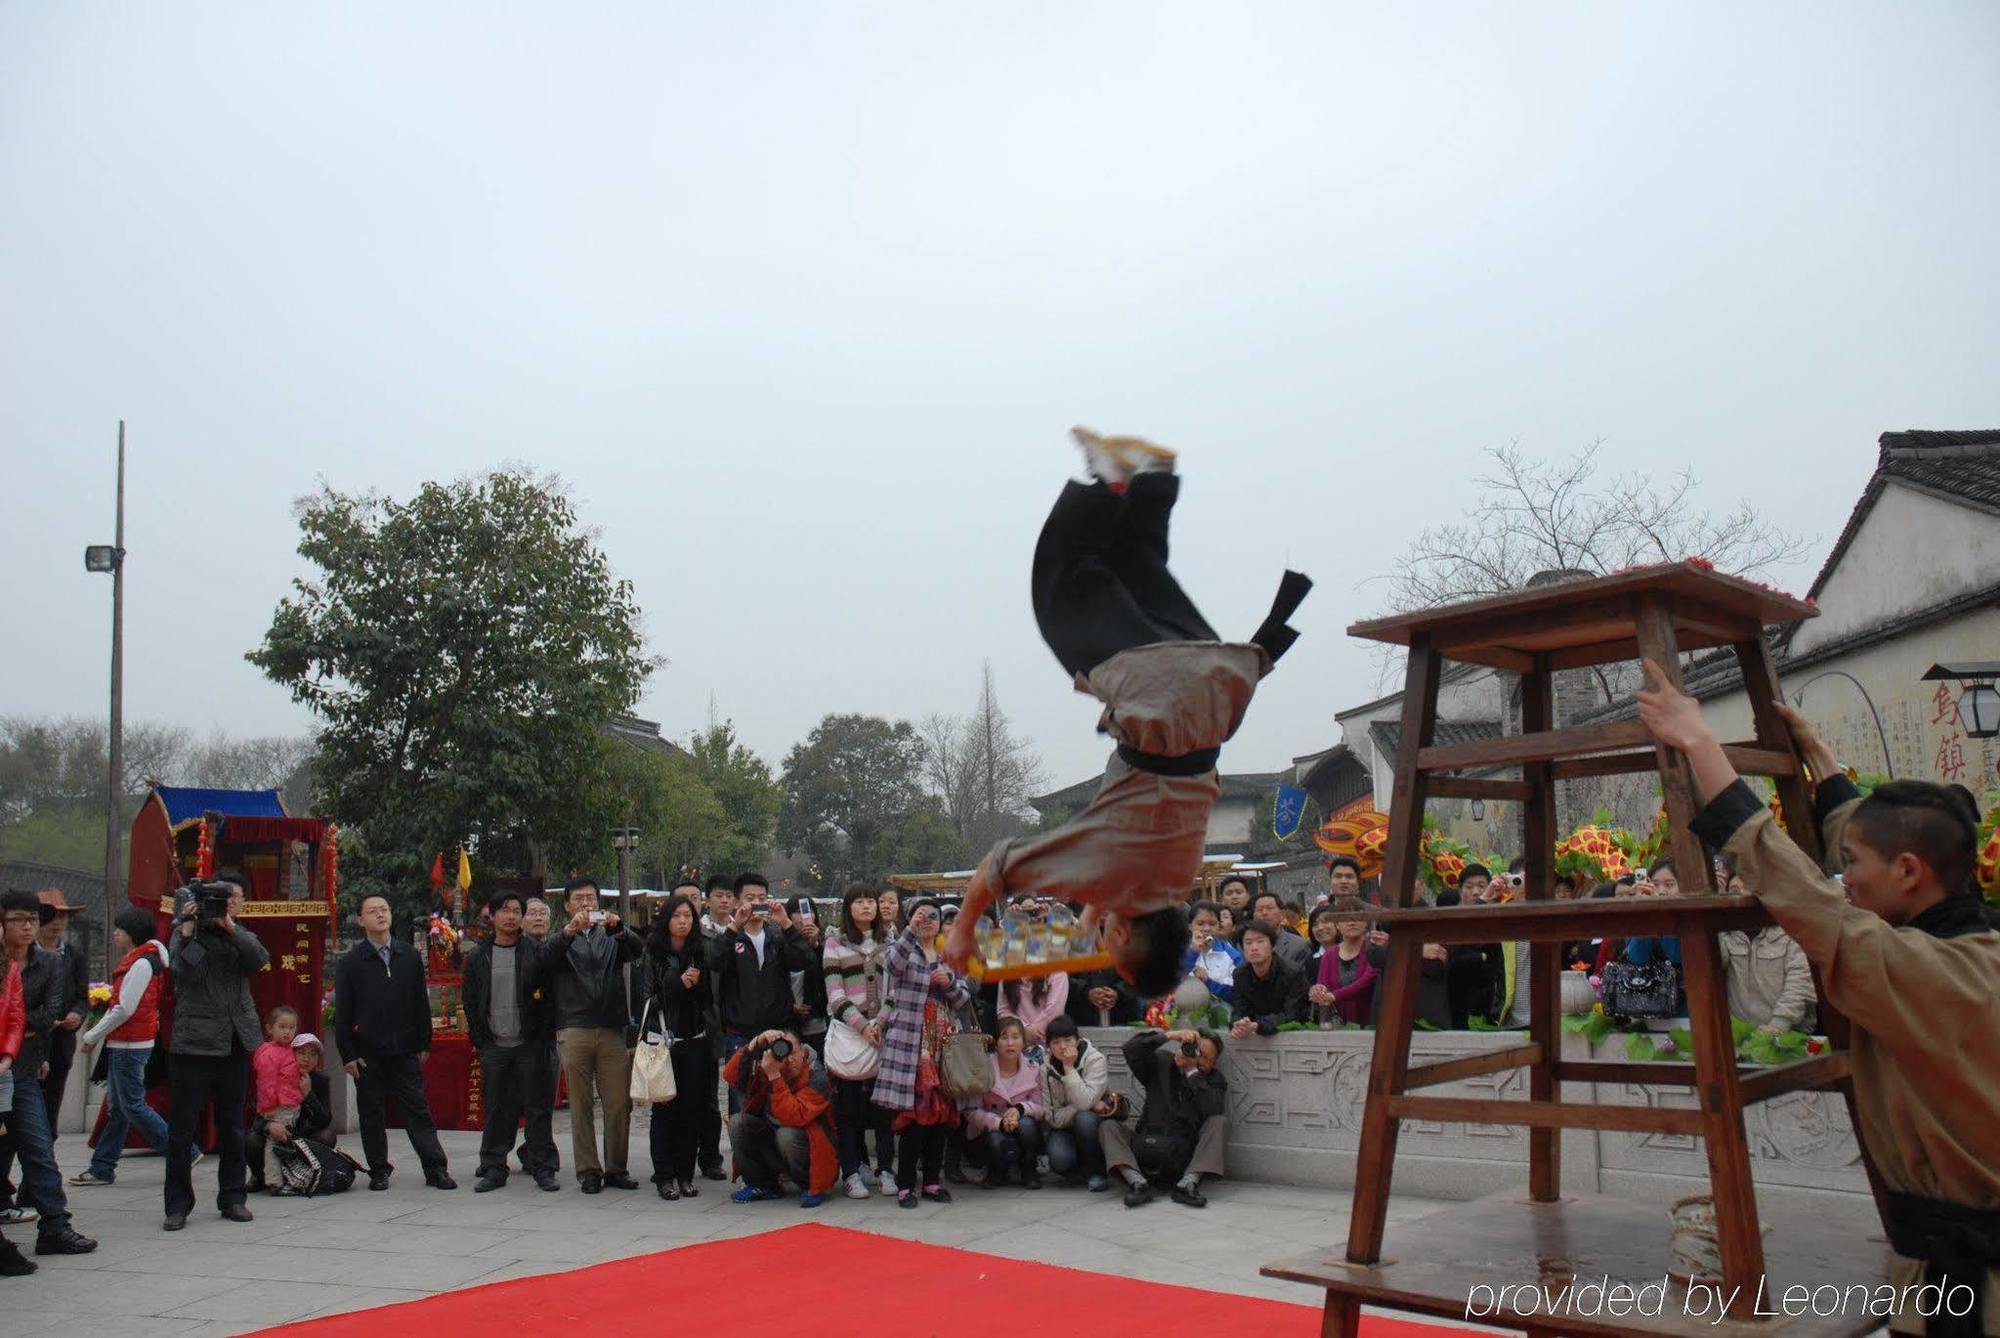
[456,847,473,891]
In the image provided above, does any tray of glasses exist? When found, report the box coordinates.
[962,903,1112,982]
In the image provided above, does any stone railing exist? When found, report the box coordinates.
[1082,1027,1869,1215]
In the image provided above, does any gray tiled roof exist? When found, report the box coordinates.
[1807,429,2000,601]
[1367,718,1502,764]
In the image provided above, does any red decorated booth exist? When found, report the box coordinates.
[101,785,340,1149]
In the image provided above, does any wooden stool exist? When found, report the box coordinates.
[1264,564,1887,1336]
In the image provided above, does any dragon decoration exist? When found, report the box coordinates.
[1314,804,1687,897]
[1314,810,1391,879]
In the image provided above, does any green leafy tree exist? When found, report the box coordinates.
[248,469,657,916]
[686,719,781,879]
[778,714,966,889]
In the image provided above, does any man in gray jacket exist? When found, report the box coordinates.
[544,878,643,1193]
[164,877,270,1232]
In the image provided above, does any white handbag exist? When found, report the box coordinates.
[825,1016,880,1081]
[629,1001,679,1105]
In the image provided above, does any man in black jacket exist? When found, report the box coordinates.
[1100,1027,1229,1209]
[1066,964,1145,1029]
[704,874,815,1118]
[163,878,270,1231]
[544,878,643,1193]
[1228,923,1307,1037]
[0,891,87,1225]
[461,891,557,1193]
[333,892,454,1192]
[690,875,730,1180]
[31,892,87,1141]
[0,890,96,1255]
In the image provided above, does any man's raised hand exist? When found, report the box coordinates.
[1775,702,1840,781]
[1635,659,1713,753]
[942,912,976,975]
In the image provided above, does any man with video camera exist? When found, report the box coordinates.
[721,1027,837,1207]
[1100,1026,1229,1210]
[163,876,270,1231]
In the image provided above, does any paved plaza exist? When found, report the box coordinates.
[9,1111,1457,1336]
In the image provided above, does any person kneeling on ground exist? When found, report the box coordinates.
[965,1018,1046,1189]
[1041,1015,1113,1191]
[723,1028,838,1208]
[1101,1026,1227,1209]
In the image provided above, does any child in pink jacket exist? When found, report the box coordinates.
[248,1005,305,1189]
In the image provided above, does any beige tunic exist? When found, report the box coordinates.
[1723,796,2000,1333]
[1718,926,1818,1034]
[976,642,1270,916]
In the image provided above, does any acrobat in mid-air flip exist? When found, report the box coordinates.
[944,428,1311,998]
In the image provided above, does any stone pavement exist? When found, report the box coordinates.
[7,1114,1458,1337]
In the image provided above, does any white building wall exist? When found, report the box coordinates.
[1793,484,2000,658]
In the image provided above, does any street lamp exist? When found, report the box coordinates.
[86,423,128,979]
[610,826,642,914]
[1922,663,2000,741]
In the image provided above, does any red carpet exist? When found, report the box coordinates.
[254,1223,1454,1337]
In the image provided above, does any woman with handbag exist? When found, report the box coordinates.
[1601,865,1684,1019]
[872,898,973,1209]
[823,887,897,1199]
[644,894,713,1200]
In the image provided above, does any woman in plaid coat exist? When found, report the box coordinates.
[872,899,972,1207]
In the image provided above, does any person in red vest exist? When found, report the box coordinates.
[70,909,173,1188]
[0,908,28,1276]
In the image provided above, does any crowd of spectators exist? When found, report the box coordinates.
[0,847,1815,1275]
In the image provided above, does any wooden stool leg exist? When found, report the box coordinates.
[1634,596,1711,891]
[1347,634,1440,1263]
[1735,637,1823,865]
[1346,936,1421,1263]
[1521,660,1561,1200]
[1680,927,1765,1317]
[1319,1292,1363,1338]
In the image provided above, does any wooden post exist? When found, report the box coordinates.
[1680,926,1766,1315]
[1345,935,1421,1263]
[1379,637,1441,911]
[1633,595,1711,892]
[1521,658,1562,1200]
[1345,634,1439,1264]
[1735,637,1823,867]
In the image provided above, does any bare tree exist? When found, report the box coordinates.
[919,663,1048,855]
[1383,441,1809,611]
[1375,441,1811,699]
[918,712,981,840]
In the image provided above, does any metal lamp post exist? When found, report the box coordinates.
[84,422,127,978]
[611,826,642,921]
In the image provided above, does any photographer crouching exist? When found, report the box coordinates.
[722,1028,838,1208]
[164,876,270,1231]
[1100,1026,1229,1209]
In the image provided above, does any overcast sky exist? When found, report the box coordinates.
[5,4,1998,799]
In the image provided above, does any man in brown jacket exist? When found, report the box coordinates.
[945,430,1310,999]
[1638,661,2000,1336]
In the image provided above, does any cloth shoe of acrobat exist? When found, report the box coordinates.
[1072,426,1136,492]
[1082,426,1178,477]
